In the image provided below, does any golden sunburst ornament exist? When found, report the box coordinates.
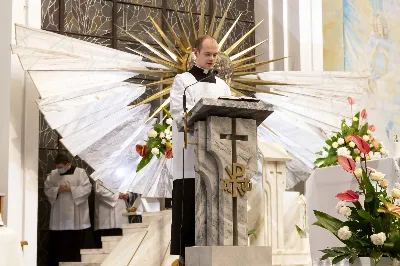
[119,0,289,119]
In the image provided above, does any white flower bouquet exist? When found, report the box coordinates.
[135,110,173,172]
[313,134,400,264]
[315,97,388,168]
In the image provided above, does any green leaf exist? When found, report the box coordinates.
[359,123,369,137]
[314,158,326,165]
[332,255,348,264]
[295,225,306,238]
[324,155,338,166]
[331,247,351,253]
[162,107,172,118]
[321,254,332,260]
[341,120,350,135]
[313,210,343,235]
[357,210,382,231]
[365,193,374,202]
[362,169,374,193]
[154,124,167,132]
[316,151,323,156]
[326,139,333,146]
[147,137,161,149]
[248,229,257,239]
[349,254,358,264]
[351,112,360,130]
[136,153,153,172]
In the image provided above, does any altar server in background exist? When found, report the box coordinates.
[94,180,129,237]
[44,153,92,266]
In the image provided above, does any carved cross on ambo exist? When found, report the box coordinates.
[219,118,250,246]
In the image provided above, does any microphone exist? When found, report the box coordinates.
[183,70,218,113]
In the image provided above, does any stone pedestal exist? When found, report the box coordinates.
[186,246,272,266]
[182,97,273,264]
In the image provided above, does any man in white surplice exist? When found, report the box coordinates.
[44,153,92,266]
[94,181,129,236]
[169,35,231,264]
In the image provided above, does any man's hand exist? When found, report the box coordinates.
[119,193,129,200]
[58,185,71,193]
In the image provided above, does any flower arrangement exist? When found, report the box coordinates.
[315,97,388,168]
[313,134,400,264]
[135,111,173,172]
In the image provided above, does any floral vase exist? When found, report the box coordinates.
[352,258,397,266]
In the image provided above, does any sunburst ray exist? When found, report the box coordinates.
[213,0,233,40]
[218,14,242,50]
[224,20,264,56]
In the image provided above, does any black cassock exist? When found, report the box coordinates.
[170,178,195,257]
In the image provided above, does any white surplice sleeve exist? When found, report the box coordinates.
[95,181,119,208]
[70,169,92,206]
[44,173,59,205]
[170,74,194,122]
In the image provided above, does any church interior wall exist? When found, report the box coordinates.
[254,0,322,72]
[0,0,41,266]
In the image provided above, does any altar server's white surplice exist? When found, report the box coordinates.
[94,181,129,230]
[44,167,92,230]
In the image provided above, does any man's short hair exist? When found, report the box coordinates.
[195,35,217,51]
[54,153,71,165]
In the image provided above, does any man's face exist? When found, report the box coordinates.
[194,38,219,69]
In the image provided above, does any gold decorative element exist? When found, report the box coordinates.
[20,241,28,251]
[120,0,293,118]
[222,163,252,197]
[126,207,137,213]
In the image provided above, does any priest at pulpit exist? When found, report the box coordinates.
[170,35,231,265]
[44,153,92,266]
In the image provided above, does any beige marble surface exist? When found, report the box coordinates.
[128,211,172,266]
[101,231,147,266]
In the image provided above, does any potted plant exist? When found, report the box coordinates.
[312,134,400,265]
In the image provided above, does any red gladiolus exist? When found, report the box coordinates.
[351,135,371,154]
[336,190,360,202]
[166,149,173,159]
[361,109,368,119]
[338,155,356,173]
[369,125,376,132]
[136,144,148,157]
[347,97,355,105]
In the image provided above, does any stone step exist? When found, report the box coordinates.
[122,222,150,235]
[121,223,150,229]
[101,236,122,251]
[59,263,101,266]
[101,235,122,242]
[80,249,110,263]
[142,210,168,224]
